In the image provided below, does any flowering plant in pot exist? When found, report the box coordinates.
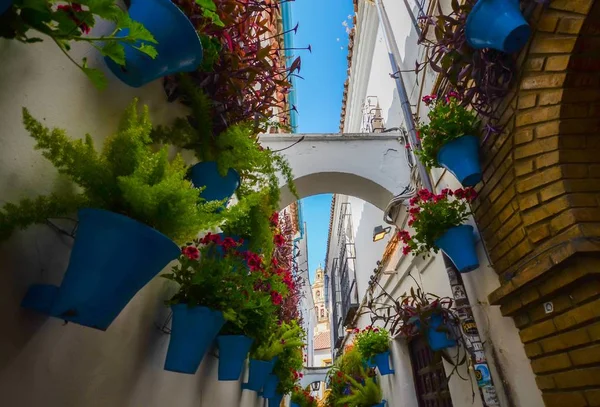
[353,326,394,375]
[291,385,318,407]
[244,320,305,392]
[151,76,297,202]
[416,93,481,186]
[4,99,224,330]
[0,0,157,89]
[265,331,305,401]
[326,345,373,406]
[398,187,479,272]
[162,233,271,374]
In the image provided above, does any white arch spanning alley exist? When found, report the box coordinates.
[258,133,411,211]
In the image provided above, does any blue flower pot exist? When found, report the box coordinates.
[363,357,377,369]
[262,374,280,399]
[21,208,179,330]
[291,403,301,407]
[243,358,275,392]
[466,0,531,53]
[421,314,457,351]
[189,161,240,203]
[164,305,225,374]
[268,393,284,407]
[217,335,254,381]
[0,0,13,14]
[372,401,387,407]
[374,351,395,375]
[435,225,479,273]
[436,135,482,187]
[105,0,203,87]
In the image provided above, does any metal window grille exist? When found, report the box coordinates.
[408,336,454,407]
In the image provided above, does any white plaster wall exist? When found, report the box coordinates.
[0,35,265,407]
[295,221,316,367]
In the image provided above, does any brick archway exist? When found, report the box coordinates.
[473,1,600,405]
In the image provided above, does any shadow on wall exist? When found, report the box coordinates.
[0,37,263,407]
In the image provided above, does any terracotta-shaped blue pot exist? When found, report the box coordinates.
[0,0,13,14]
[466,0,531,53]
[435,225,479,273]
[262,374,280,399]
[105,0,203,87]
[164,305,225,374]
[374,351,395,375]
[419,313,457,351]
[21,209,179,330]
[217,335,254,381]
[189,161,240,203]
[372,401,387,407]
[291,403,301,407]
[243,358,275,392]
[436,135,482,187]
[268,393,284,407]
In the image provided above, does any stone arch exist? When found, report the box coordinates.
[471,1,600,403]
[258,133,410,211]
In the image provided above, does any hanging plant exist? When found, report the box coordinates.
[0,0,157,89]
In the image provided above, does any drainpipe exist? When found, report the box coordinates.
[373,1,502,406]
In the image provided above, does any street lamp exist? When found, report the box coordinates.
[372,225,391,242]
[311,381,321,392]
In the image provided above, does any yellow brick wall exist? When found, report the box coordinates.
[469,0,600,404]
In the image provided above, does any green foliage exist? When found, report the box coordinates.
[251,320,305,361]
[335,367,382,407]
[194,0,223,27]
[198,34,222,71]
[291,385,318,407]
[273,346,305,395]
[0,99,224,243]
[354,327,389,361]
[399,188,476,257]
[0,0,157,89]
[416,94,479,168]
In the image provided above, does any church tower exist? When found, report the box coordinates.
[311,265,332,367]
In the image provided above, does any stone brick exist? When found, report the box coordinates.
[550,0,594,14]
[515,136,559,159]
[517,105,561,126]
[570,280,600,303]
[545,55,571,71]
[561,164,589,178]
[532,352,572,373]
[537,13,559,32]
[569,344,600,366]
[519,193,540,211]
[553,299,600,331]
[514,128,534,145]
[530,36,577,54]
[517,166,562,194]
[521,73,567,90]
[536,375,555,390]
[514,313,530,329]
[525,57,545,71]
[590,322,600,341]
[530,294,573,323]
[535,151,560,170]
[536,120,561,137]
[552,367,600,388]
[557,17,585,34]
[539,180,567,202]
[525,342,543,358]
[539,326,591,353]
[562,104,594,119]
[542,392,587,407]
[515,159,535,177]
[520,319,557,343]
[518,94,538,109]
[561,149,600,163]
[586,389,600,406]
[538,256,590,296]
[529,223,551,243]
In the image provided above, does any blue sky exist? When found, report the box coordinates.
[290,0,354,282]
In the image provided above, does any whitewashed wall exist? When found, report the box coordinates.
[295,221,316,367]
[0,34,266,407]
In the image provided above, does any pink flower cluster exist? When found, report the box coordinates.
[422,91,461,106]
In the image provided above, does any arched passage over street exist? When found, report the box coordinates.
[259,133,410,210]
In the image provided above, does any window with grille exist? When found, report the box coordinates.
[408,336,454,407]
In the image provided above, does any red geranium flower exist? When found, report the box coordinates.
[274,234,286,247]
[182,245,200,260]
[57,3,91,34]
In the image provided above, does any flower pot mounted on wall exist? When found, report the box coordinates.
[105,0,203,87]
[268,393,284,407]
[217,335,254,381]
[436,135,482,187]
[0,0,13,15]
[189,162,240,204]
[425,314,457,351]
[242,358,275,392]
[466,0,531,53]
[435,224,479,273]
[164,305,225,374]
[374,351,395,376]
[21,208,180,330]
[261,374,280,399]
[372,401,387,407]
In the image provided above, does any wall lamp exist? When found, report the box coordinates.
[372,225,391,242]
[311,381,321,391]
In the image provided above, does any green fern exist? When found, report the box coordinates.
[336,367,383,407]
[1,99,225,243]
[251,320,305,361]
